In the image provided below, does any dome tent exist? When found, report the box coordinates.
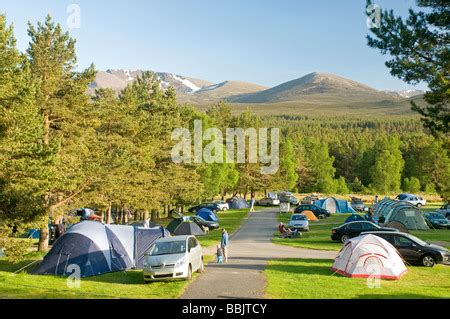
[373,199,428,230]
[345,214,366,223]
[226,196,250,209]
[300,210,318,221]
[331,234,407,279]
[33,221,168,278]
[196,208,218,222]
[315,197,356,214]
[166,219,205,236]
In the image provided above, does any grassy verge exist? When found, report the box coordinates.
[265,258,450,299]
[272,213,347,251]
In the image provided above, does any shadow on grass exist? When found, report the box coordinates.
[0,259,41,273]
[83,270,144,285]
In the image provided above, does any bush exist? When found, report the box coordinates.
[0,228,34,263]
[403,177,421,193]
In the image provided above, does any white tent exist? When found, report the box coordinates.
[331,234,407,280]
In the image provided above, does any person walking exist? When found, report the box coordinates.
[250,195,256,212]
[221,228,229,263]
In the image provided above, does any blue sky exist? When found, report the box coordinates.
[2,0,426,90]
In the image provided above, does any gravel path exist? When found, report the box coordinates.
[181,209,337,299]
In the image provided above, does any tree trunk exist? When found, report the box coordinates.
[124,209,128,224]
[106,203,112,224]
[151,209,157,223]
[38,226,49,252]
[100,211,104,223]
[144,211,149,221]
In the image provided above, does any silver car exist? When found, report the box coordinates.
[288,214,310,231]
[256,197,280,206]
[143,235,204,282]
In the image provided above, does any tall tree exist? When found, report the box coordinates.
[26,15,96,251]
[366,0,449,135]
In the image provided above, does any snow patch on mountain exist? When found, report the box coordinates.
[172,74,201,92]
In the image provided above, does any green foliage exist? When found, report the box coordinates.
[369,137,404,194]
[403,177,422,193]
[366,0,449,135]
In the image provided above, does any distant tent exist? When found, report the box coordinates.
[385,221,409,233]
[166,219,205,236]
[331,234,407,279]
[373,199,428,230]
[315,197,356,214]
[33,221,168,278]
[300,210,318,221]
[196,208,218,222]
[226,196,250,209]
[345,214,365,223]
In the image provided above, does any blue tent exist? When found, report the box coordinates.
[315,197,356,214]
[345,214,365,223]
[33,221,169,277]
[196,208,218,222]
[226,196,250,209]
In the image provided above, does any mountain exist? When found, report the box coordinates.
[383,89,425,98]
[179,80,268,104]
[228,72,399,104]
[89,69,213,94]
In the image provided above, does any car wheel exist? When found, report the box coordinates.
[341,235,350,243]
[421,255,435,267]
[198,259,204,273]
[416,203,422,208]
[186,264,193,280]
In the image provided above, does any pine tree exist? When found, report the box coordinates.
[366,0,449,135]
[26,15,96,251]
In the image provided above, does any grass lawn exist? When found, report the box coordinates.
[265,258,450,299]
[272,213,347,251]
[272,202,450,251]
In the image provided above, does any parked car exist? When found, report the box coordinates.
[294,204,330,218]
[362,231,450,267]
[423,212,450,229]
[188,203,220,214]
[395,193,426,207]
[436,203,450,218]
[331,221,398,243]
[288,214,309,231]
[213,200,229,211]
[143,235,203,282]
[350,198,368,212]
[256,197,280,206]
[188,215,219,230]
[301,194,319,205]
[278,193,299,205]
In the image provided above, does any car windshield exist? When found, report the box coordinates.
[291,215,306,221]
[352,200,363,205]
[397,194,408,200]
[428,213,446,220]
[406,234,429,246]
[148,241,186,256]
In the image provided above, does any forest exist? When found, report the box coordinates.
[0,14,449,251]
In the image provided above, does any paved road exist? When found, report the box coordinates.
[181,209,337,299]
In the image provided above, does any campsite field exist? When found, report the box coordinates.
[0,255,215,299]
[264,258,450,299]
[273,203,450,251]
